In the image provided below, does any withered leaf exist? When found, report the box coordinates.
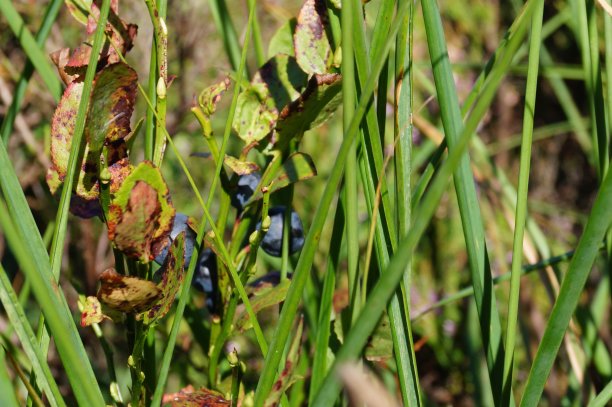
[96,268,161,314]
[162,386,229,407]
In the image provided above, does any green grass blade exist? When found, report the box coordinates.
[0,0,63,144]
[520,167,612,405]
[0,0,62,100]
[308,203,344,403]
[0,266,65,407]
[0,347,19,407]
[421,0,519,402]
[208,0,242,71]
[0,200,105,405]
[342,0,360,322]
[587,380,612,407]
[502,1,544,404]
[48,0,112,280]
[253,3,411,403]
[393,2,422,403]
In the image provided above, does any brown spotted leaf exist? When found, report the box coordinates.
[162,386,230,406]
[87,63,138,152]
[198,77,231,117]
[232,87,277,144]
[80,296,107,326]
[47,82,131,218]
[264,317,303,407]
[252,54,307,111]
[141,232,185,325]
[107,161,175,263]
[294,0,331,75]
[224,155,259,175]
[274,73,342,145]
[96,268,162,314]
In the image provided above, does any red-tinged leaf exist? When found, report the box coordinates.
[86,63,138,152]
[198,77,231,117]
[162,386,230,406]
[107,161,175,262]
[96,268,161,314]
[294,0,331,75]
[264,317,304,407]
[141,232,185,325]
[50,48,77,85]
[80,296,107,326]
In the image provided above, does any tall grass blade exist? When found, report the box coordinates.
[0,266,65,407]
[520,168,612,405]
[0,199,105,405]
[502,1,544,404]
[253,3,410,403]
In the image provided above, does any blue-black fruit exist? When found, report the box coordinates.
[258,206,305,257]
[154,213,196,266]
[231,172,261,210]
[192,248,218,312]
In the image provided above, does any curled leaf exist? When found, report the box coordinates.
[198,77,231,116]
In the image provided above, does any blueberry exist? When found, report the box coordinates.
[230,172,261,210]
[258,206,305,257]
[192,248,218,312]
[154,213,197,266]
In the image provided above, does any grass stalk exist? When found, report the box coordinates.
[502,0,544,404]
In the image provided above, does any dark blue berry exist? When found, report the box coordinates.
[154,213,197,266]
[258,206,305,257]
[192,248,218,312]
[231,172,261,210]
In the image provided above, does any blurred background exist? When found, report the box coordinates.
[0,0,609,405]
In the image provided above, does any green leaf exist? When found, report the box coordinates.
[364,314,394,364]
[268,18,297,58]
[86,62,138,152]
[233,88,277,144]
[107,161,175,263]
[235,278,291,332]
[248,152,317,202]
[294,0,332,74]
[253,54,308,111]
[142,231,186,325]
[65,0,92,25]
